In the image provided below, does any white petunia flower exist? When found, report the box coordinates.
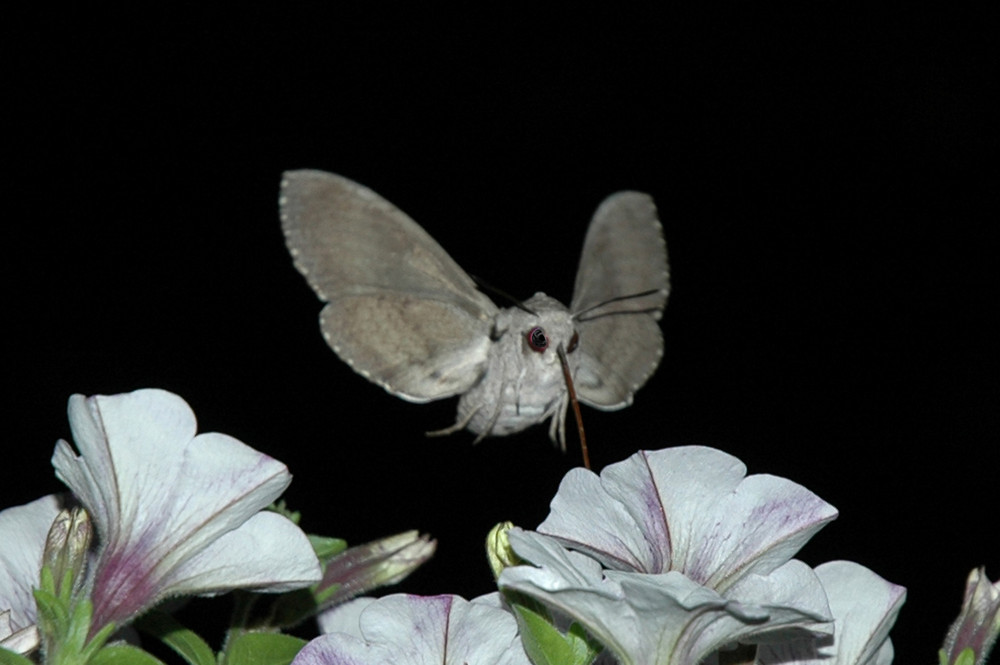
[0,495,63,654]
[300,593,532,665]
[499,446,853,665]
[50,388,322,632]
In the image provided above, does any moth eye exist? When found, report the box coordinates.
[566,331,579,353]
[527,326,548,353]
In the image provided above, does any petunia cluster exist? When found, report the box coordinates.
[304,447,911,665]
[302,448,995,665]
[0,389,433,664]
[2,389,996,665]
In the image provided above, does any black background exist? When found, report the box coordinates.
[6,6,997,662]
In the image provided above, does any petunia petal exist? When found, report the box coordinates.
[306,594,531,665]
[294,633,395,665]
[50,389,320,629]
[0,612,40,655]
[537,465,655,572]
[160,511,323,595]
[316,597,375,636]
[756,561,905,665]
[539,447,839,592]
[0,495,63,652]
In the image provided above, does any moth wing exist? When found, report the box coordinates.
[280,170,498,402]
[570,191,669,409]
[318,295,494,402]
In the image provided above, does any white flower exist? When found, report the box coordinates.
[756,561,906,665]
[50,388,322,631]
[501,528,832,665]
[298,593,531,665]
[0,495,63,654]
[499,446,849,665]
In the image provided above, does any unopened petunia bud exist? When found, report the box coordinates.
[317,530,436,608]
[941,567,1000,665]
[43,507,91,598]
[486,521,521,580]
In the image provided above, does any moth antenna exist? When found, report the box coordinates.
[557,342,590,470]
[572,288,662,321]
[471,275,536,315]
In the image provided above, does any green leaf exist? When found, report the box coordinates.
[222,632,307,665]
[89,643,168,665]
[511,602,601,665]
[308,535,347,560]
[135,611,216,665]
[0,646,36,665]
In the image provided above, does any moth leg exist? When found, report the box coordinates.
[426,406,480,439]
[470,399,512,444]
[547,396,569,451]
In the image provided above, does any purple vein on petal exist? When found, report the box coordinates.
[638,449,672,573]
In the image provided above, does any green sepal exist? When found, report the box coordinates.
[221,632,307,665]
[63,596,96,655]
[135,611,216,665]
[89,643,168,665]
[312,583,340,606]
[57,567,76,604]
[510,602,602,665]
[953,648,976,665]
[37,564,57,597]
[81,621,119,662]
[308,535,347,561]
[33,586,70,636]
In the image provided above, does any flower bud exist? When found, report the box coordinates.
[317,530,436,608]
[42,507,91,598]
[486,521,521,580]
[941,567,1000,665]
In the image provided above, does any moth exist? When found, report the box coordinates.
[280,170,669,456]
